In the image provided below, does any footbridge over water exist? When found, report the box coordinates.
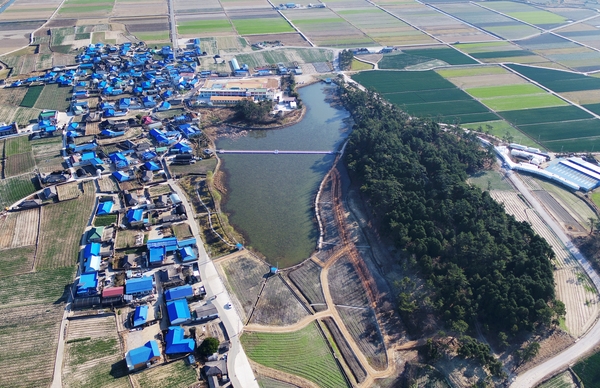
[215,149,338,155]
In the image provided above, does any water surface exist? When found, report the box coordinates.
[217,83,350,267]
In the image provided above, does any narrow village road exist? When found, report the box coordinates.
[169,181,259,388]
[506,170,600,387]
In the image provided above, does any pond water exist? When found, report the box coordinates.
[216,83,351,267]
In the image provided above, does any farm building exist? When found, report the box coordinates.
[165,326,195,354]
[125,276,154,296]
[83,255,101,273]
[112,171,131,182]
[124,191,139,206]
[147,237,178,265]
[545,159,600,191]
[144,161,161,171]
[194,304,219,321]
[77,272,98,296]
[39,110,58,124]
[97,201,114,215]
[170,193,182,205]
[166,299,191,325]
[125,340,161,371]
[127,208,144,225]
[203,360,228,384]
[0,123,18,137]
[179,246,196,262]
[83,242,101,258]
[42,186,57,200]
[133,305,149,327]
[164,284,193,302]
[102,286,124,306]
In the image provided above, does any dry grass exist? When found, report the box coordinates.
[0,208,39,249]
[57,182,82,201]
[249,275,310,326]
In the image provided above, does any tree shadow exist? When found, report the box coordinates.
[110,360,129,379]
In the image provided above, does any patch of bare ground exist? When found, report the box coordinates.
[286,259,326,311]
[356,54,382,64]
[248,274,310,326]
[337,306,387,371]
[322,317,367,384]
[250,360,318,388]
[243,33,311,47]
[256,376,300,388]
[513,330,574,375]
[218,254,269,322]
[0,208,39,249]
[435,356,489,388]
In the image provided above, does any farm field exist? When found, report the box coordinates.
[536,370,577,388]
[350,59,373,71]
[20,85,44,108]
[468,169,513,192]
[63,315,129,388]
[31,136,64,172]
[479,1,569,28]
[507,64,600,92]
[334,7,436,46]
[0,245,36,277]
[4,151,36,177]
[249,275,309,326]
[235,48,332,68]
[242,322,348,388]
[352,70,496,124]
[231,17,294,35]
[36,181,96,270]
[573,350,600,387]
[176,18,235,37]
[478,94,567,111]
[58,0,115,17]
[34,84,72,111]
[219,254,269,321]
[131,360,197,388]
[463,120,540,148]
[0,208,39,250]
[378,47,476,70]
[288,259,326,309]
[0,173,38,209]
[284,8,375,47]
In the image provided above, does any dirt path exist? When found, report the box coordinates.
[245,165,398,387]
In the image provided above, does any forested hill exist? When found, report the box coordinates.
[341,86,557,334]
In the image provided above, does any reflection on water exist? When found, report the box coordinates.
[216,83,350,267]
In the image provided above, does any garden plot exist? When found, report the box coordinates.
[284,8,375,47]
[131,359,197,388]
[242,323,348,388]
[31,136,64,169]
[0,245,35,277]
[436,2,541,40]
[0,173,38,209]
[288,259,326,309]
[37,181,96,270]
[63,315,129,388]
[176,13,235,37]
[335,7,436,46]
[175,0,222,13]
[249,275,309,326]
[113,0,166,17]
[537,370,577,388]
[219,254,270,321]
[34,84,73,112]
[0,87,27,106]
[4,151,35,176]
[490,189,598,337]
[57,182,82,201]
[375,1,497,43]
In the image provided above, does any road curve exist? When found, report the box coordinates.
[506,169,600,387]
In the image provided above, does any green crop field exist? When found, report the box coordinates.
[537,370,576,388]
[34,84,72,112]
[544,136,600,153]
[19,86,44,108]
[177,19,233,35]
[583,103,600,115]
[519,119,600,142]
[232,18,294,35]
[4,136,31,156]
[508,64,600,92]
[135,32,170,42]
[470,50,531,59]
[466,84,546,98]
[446,112,499,124]
[480,94,567,111]
[0,174,38,209]
[573,350,600,387]
[463,120,540,148]
[351,59,373,71]
[242,323,348,388]
[403,47,477,65]
[0,246,35,278]
[59,4,113,14]
[436,66,508,78]
[400,99,490,117]
[94,214,117,226]
[507,11,567,25]
[379,53,436,70]
[499,106,593,126]
[383,88,473,105]
[352,70,455,93]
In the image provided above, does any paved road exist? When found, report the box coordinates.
[170,181,259,388]
[167,0,178,52]
[506,169,600,387]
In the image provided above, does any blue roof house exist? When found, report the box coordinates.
[144,161,161,171]
[77,272,98,296]
[109,152,129,169]
[165,326,195,354]
[97,201,113,215]
[127,208,144,224]
[164,285,193,302]
[125,340,161,371]
[179,246,196,262]
[83,255,101,274]
[112,171,131,182]
[83,242,101,258]
[143,96,156,108]
[133,305,149,327]
[147,237,178,265]
[126,276,153,296]
[157,101,171,111]
[166,299,191,325]
[172,142,192,154]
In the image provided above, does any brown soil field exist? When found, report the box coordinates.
[0,212,18,248]
[115,17,169,32]
[287,259,326,310]
[0,20,44,32]
[0,245,36,277]
[560,89,600,105]
[57,182,82,201]
[249,274,310,326]
[322,317,367,384]
[0,86,26,105]
[131,359,197,388]
[5,151,35,177]
[46,19,78,28]
[447,73,528,89]
[113,0,167,17]
[97,176,119,193]
[0,208,39,249]
[244,33,311,47]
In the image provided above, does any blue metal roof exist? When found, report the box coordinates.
[133,305,149,327]
[83,242,101,258]
[126,340,160,370]
[177,238,196,247]
[166,299,191,325]
[77,272,98,295]
[147,237,178,249]
[180,246,196,262]
[112,171,130,182]
[165,326,195,354]
[97,201,113,215]
[149,246,165,264]
[164,285,193,302]
[126,277,153,294]
[83,255,101,273]
[127,208,143,223]
[145,161,160,171]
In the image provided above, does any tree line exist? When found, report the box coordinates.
[339,86,559,336]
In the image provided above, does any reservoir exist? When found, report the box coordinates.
[216,83,350,268]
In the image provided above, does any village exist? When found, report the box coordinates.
[0,40,305,387]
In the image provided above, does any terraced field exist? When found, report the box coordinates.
[242,322,348,388]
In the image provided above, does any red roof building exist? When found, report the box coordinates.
[102,286,124,298]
